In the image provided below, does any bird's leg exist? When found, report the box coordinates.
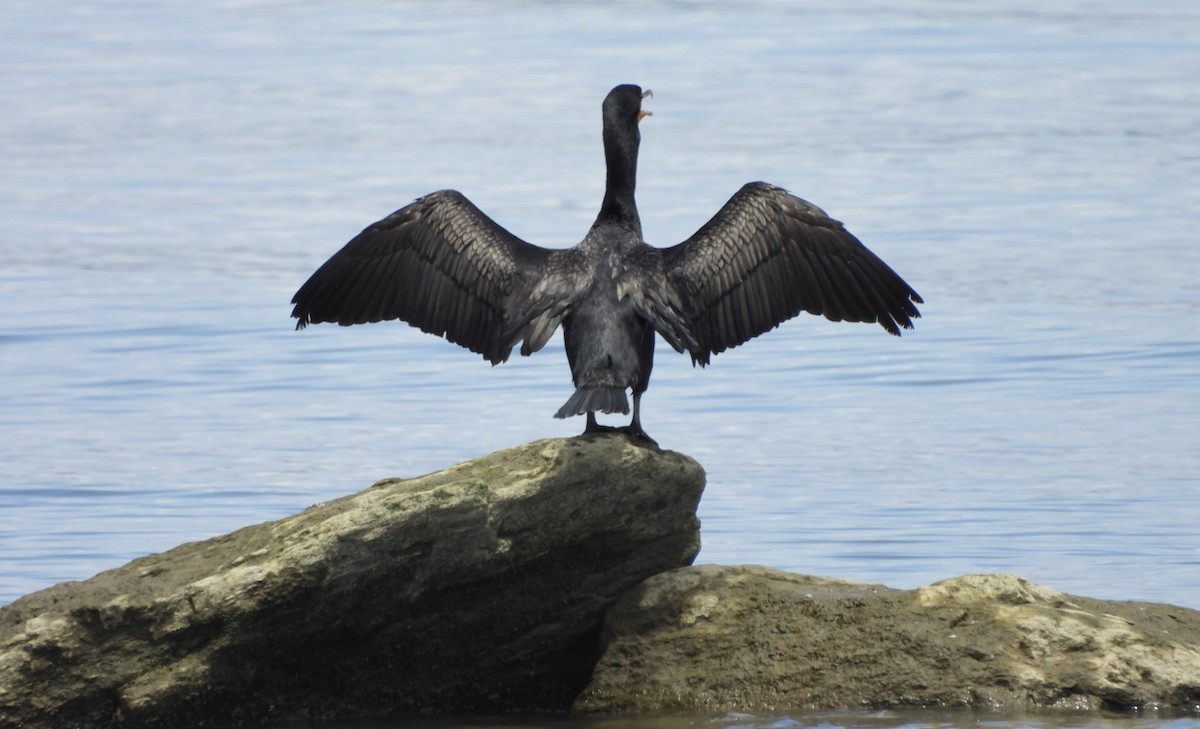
[622,391,657,446]
[583,406,652,444]
[583,411,618,435]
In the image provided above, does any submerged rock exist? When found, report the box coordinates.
[0,436,705,729]
[575,566,1200,715]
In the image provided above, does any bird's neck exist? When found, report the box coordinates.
[597,124,642,231]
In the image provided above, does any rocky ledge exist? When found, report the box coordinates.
[577,565,1200,715]
[0,436,704,729]
[3,438,1199,729]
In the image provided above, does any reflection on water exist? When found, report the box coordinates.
[2,2,1200,727]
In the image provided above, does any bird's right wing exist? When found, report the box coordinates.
[291,189,553,364]
[663,182,923,365]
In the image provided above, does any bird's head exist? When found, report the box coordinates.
[603,84,653,130]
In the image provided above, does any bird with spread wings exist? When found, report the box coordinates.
[292,85,922,443]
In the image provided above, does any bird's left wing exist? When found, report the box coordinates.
[662,182,923,365]
[291,189,553,365]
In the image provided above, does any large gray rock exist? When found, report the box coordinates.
[0,436,705,729]
[575,565,1200,715]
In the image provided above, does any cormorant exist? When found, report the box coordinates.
[291,84,922,443]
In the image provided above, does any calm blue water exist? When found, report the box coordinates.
[2,2,1199,726]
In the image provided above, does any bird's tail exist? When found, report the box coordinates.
[554,386,629,419]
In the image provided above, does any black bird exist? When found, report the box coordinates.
[291,84,922,443]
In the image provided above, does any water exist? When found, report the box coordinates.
[2,1,1199,727]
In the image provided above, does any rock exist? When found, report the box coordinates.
[574,566,1200,715]
[0,436,705,729]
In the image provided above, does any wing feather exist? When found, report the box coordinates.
[664,182,922,364]
[291,189,553,364]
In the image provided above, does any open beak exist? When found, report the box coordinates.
[638,88,653,123]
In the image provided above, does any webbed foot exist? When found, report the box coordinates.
[620,423,658,447]
[580,412,657,447]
